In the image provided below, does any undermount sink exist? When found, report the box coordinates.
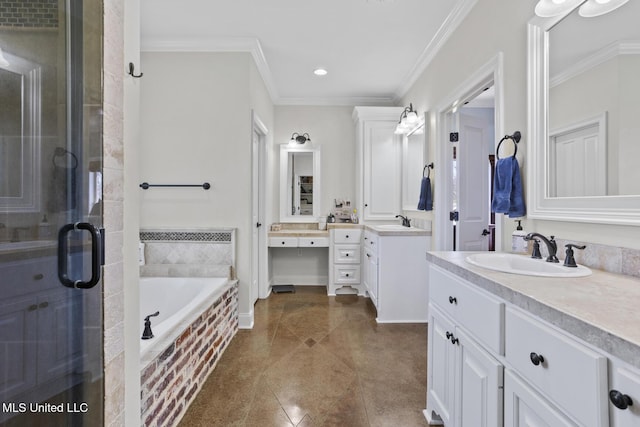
[372,224,414,231]
[465,253,592,277]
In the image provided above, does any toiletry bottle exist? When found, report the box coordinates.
[511,220,527,253]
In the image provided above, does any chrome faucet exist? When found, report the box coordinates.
[395,215,411,227]
[524,233,558,263]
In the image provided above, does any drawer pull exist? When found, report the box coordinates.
[28,304,38,311]
[310,241,314,245]
[529,352,545,366]
[39,301,49,309]
[448,296,457,304]
[609,390,633,410]
[345,253,349,257]
[345,235,349,239]
[33,273,44,280]
[281,241,286,245]
[345,273,350,277]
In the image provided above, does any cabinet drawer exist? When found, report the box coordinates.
[298,237,329,247]
[505,307,608,427]
[0,257,58,299]
[333,229,362,244]
[334,265,360,283]
[268,237,298,247]
[429,265,504,354]
[610,363,640,427]
[334,245,361,263]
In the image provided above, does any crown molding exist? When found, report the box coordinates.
[274,96,396,106]
[141,37,279,102]
[550,40,640,88]
[394,0,479,101]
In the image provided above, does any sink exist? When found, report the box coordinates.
[372,224,414,231]
[465,253,592,277]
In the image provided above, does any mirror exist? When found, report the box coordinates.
[280,144,321,222]
[402,122,427,210]
[0,51,41,212]
[527,3,640,225]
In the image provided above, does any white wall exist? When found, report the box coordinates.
[273,106,356,222]
[139,51,274,326]
[401,0,640,250]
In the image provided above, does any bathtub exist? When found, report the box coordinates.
[139,276,231,362]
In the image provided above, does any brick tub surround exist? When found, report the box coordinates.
[140,281,239,427]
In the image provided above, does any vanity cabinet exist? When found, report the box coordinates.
[353,107,403,222]
[328,227,363,295]
[609,362,640,426]
[268,235,329,248]
[362,230,378,307]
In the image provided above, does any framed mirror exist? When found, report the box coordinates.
[0,51,41,212]
[528,2,640,225]
[279,144,321,222]
[402,121,427,211]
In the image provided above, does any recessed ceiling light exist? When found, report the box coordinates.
[313,68,328,76]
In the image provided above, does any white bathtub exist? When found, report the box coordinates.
[139,276,231,362]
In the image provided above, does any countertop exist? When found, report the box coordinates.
[427,251,640,369]
[268,229,329,238]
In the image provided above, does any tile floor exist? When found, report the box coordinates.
[179,286,430,427]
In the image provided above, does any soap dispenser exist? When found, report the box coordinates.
[511,220,527,254]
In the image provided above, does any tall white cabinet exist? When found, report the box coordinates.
[352,107,403,222]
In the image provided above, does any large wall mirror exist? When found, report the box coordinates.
[279,144,321,222]
[528,1,640,225]
[0,52,41,212]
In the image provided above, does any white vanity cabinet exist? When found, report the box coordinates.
[426,265,504,427]
[353,107,403,222]
[608,360,640,426]
[328,227,363,296]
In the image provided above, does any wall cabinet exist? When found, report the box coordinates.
[427,262,640,427]
[353,107,403,222]
[328,228,363,296]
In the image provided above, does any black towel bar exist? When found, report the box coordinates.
[496,131,521,159]
[139,182,211,190]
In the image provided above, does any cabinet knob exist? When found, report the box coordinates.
[609,390,633,410]
[345,253,349,257]
[449,296,457,304]
[529,352,545,366]
[28,304,38,311]
[346,235,349,239]
[345,273,350,277]
[281,241,286,245]
[311,241,314,245]
[33,273,44,280]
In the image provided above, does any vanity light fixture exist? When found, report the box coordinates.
[534,0,629,17]
[290,132,311,144]
[394,103,419,135]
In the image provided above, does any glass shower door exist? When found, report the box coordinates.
[0,0,104,425]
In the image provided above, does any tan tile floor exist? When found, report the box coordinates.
[179,286,430,427]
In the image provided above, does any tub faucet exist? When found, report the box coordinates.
[395,215,411,227]
[141,311,160,340]
[524,233,558,263]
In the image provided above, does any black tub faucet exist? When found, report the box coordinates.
[142,311,160,340]
[395,215,411,227]
[524,233,558,263]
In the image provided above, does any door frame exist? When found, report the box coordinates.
[434,53,505,251]
[251,111,269,303]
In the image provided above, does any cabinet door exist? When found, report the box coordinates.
[427,306,457,426]
[456,328,503,427]
[609,365,640,427]
[363,121,401,220]
[364,249,378,307]
[504,370,577,427]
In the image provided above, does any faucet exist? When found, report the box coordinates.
[141,311,160,340]
[395,215,411,227]
[524,233,558,263]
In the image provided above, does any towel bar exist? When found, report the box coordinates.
[139,182,211,190]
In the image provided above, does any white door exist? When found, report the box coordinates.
[457,112,492,251]
[251,128,261,305]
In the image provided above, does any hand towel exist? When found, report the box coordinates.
[491,156,526,218]
[417,176,433,211]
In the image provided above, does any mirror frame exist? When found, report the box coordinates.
[0,53,41,213]
[527,14,640,226]
[279,144,321,222]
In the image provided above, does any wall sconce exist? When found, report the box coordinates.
[290,132,311,144]
[534,0,629,18]
[394,103,419,135]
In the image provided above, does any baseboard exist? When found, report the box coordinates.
[238,308,254,329]
[376,318,428,324]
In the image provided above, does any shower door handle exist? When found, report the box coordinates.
[58,222,104,289]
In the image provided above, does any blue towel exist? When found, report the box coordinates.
[417,176,433,211]
[491,156,526,218]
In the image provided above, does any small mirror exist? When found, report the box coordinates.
[280,144,321,222]
[0,52,41,212]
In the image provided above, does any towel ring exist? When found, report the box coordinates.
[52,147,78,169]
[423,163,434,178]
[496,131,521,160]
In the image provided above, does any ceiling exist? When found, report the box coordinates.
[140,0,476,105]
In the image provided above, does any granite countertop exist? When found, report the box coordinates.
[427,251,640,369]
[365,224,431,237]
[268,229,329,238]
